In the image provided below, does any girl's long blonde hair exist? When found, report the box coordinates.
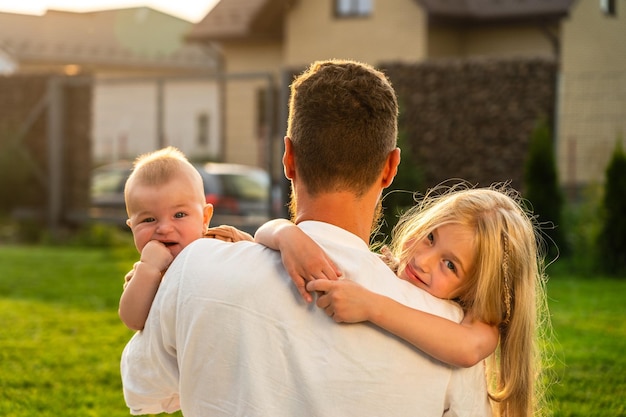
[387,182,552,417]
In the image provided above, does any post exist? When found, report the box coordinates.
[156,78,165,148]
[47,77,64,238]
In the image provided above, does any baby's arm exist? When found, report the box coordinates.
[206,225,254,242]
[119,227,252,331]
[119,240,174,331]
[255,219,342,303]
[306,279,499,367]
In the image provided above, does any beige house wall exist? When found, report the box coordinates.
[461,25,554,58]
[558,0,626,189]
[428,24,556,59]
[221,42,282,168]
[285,0,427,67]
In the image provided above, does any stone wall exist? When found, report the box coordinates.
[383,57,557,192]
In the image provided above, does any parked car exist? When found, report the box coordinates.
[90,161,271,235]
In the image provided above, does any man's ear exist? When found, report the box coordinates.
[381,147,401,188]
[126,218,132,229]
[283,137,296,180]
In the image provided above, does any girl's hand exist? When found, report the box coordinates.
[255,219,342,304]
[206,225,254,242]
[305,279,374,323]
[277,225,342,304]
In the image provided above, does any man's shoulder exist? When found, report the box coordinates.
[186,236,262,251]
[179,237,276,266]
[365,274,464,322]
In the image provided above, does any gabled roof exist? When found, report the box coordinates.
[416,0,574,23]
[186,0,286,42]
[0,8,216,71]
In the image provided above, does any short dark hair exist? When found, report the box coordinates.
[287,60,398,197]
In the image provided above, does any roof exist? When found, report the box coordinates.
[187,0,574,43]
[186,0,286,42]
[0,8,216,71]
[416,0,574,23]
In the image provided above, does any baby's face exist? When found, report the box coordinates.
[126,173,211,259]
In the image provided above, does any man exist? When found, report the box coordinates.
[121,59,491,416]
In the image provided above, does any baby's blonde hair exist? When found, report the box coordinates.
[124,146,205,215]
[388,182,552,417]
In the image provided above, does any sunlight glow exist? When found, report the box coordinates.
[0,0,218,22]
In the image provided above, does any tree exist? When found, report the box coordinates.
[598,139,626,276]
[523,118,566,260]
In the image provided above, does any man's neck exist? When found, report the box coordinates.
[294,191,377,243]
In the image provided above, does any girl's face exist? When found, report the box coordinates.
[397,223,475,299]
[126,172,212,259]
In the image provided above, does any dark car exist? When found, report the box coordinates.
[90,161,271,235]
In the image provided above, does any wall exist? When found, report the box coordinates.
[428,23,556,59]
[558,0,626,193]
[221,41,283,168]
[285,0,427,67]
[384,57,557,192]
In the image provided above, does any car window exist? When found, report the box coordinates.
[220,173,268,202]
[91,168,129,197]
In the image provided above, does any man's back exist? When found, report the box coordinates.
[122,222,490,416]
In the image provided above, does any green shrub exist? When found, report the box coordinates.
[598,140,626,276]
[523,118,567,260]
[378,131,424,241]
[558,184,603,274]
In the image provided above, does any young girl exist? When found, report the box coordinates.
[255,183,552,417]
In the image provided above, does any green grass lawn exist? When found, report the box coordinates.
[0,244,624,416]
[546,266,626,416]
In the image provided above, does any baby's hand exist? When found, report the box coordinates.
[306,279,373,323]
[140,240,175,273]
[206,225,254,242]
[123,265,137,289]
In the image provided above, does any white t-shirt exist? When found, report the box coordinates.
[121,221,491,417]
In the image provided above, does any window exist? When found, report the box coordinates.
[335,0,372,18]
[601,0,616,16]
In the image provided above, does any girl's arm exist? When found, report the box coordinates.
[255,219,342,303]
[119,240,174,331]
[306,279,499,367]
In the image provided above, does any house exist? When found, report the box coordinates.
[558,0,626,196]
[0,8,220,164]
[187,0,625,194]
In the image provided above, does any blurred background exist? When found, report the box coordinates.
[0,0,625,261]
